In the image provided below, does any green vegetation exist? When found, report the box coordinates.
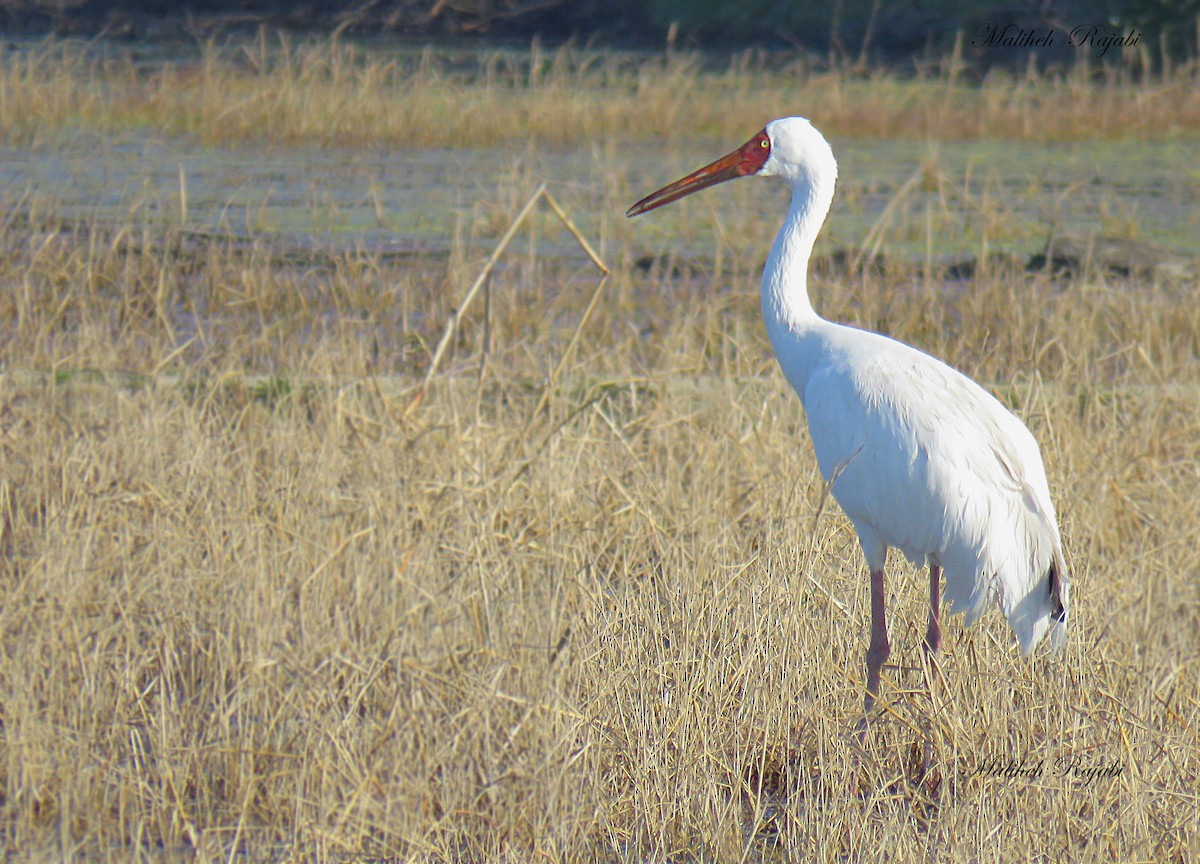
[7,1,1199,58]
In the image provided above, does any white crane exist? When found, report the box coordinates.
[627,117,1068,730]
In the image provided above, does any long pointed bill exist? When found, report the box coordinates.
[626,129,772,217]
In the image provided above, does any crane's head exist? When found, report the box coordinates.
[626,117,837,217]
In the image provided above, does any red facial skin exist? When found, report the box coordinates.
[626,129,772,217]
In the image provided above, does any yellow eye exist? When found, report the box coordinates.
[760,138,769,148]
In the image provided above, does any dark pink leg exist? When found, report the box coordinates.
[863,567,890,716]
[924,564,942,655]
[920,564,942,779]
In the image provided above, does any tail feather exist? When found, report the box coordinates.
[1047,548,1069,652]
[1002,534,1069,654]
[959,480,1069,655]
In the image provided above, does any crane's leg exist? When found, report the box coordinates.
[920,563,943,781]
[924,563,942,655]
[855,566,891,756]
[852,562,892,797]
[863,567,891,716]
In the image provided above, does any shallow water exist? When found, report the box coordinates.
[1,129,1196,264]
[836,136,1200,256]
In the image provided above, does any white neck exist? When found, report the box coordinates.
[760,171,836,388]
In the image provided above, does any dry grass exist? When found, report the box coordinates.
[2,36,1200,149]
[1,38,1199,863]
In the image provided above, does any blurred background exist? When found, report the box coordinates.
[3,0,1199,68]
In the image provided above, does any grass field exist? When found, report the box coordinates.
[1,37,1199,862]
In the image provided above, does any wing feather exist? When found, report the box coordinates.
[800,332,1068,652]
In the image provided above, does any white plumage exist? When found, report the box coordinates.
[798,325,1067,650]
[628,117,1069,720]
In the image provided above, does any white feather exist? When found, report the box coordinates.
[628,115,1069,666]
[757,117,1069,653]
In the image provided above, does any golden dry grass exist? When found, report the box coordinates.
[1,37,1199,864]
[2,36,1200,149]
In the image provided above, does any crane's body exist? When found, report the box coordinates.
[628,117,1068,721]
[778,317,1066,650]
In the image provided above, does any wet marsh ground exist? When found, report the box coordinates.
[1,37,1199,862]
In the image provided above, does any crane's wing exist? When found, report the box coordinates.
[801,335,1068,653]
